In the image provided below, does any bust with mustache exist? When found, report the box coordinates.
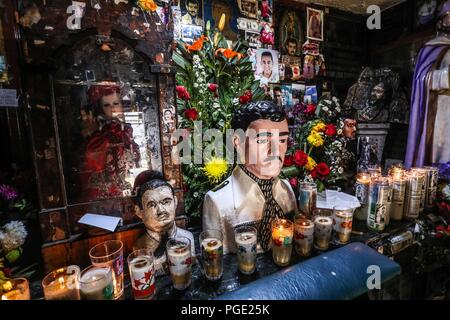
[133,170,195,275]
[203,101,298,254]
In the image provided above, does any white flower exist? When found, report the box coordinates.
[193,192,199,198]
[337,129,343,135]
[194,83,199,88]
[213,102,220,109]
[322,107,329,111]
[0,221,27,252]
[338,167,344,174]
[232,98,239,104]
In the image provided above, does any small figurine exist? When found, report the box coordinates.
[133,170,195,275]
[203,101,298,254]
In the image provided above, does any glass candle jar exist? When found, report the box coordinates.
[333,205,355,244]
[298,182,317,218]
[79,265,114,300]
[354,172,371,221]
[1,278,30,300]
[271,219,294,267]
[166,237,192,290]
[313,209,333,251]
[42,266,81,300]
[127,249,156,299]
[199,229,223,281]
[294,215,314,257]
[234,226,257,275]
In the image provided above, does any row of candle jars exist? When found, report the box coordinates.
[271,206,355,267]
[354,165,439,232]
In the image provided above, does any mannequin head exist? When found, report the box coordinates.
[88,85,124,120]
[232,101,288,179]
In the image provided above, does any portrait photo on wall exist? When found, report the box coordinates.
[245,30,262,48]
[255,48,280,86]
[182,24,203,44]
[181,0,204,26]
[307,7,324,41]
[278,9,303,56]
[204,0,239,41]
[281,55,302,81]
[238,0,258,19]
[39,211,69,243]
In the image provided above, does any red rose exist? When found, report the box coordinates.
[293,150,308,167]
[316,163,331,178]
[305,104,316,115]
[245,90,253,99]
[310,168,318,179]
[239,94,251,104]
[289,177,298,189]
[283,155,294,167]
[176,85,190,100]
[184,108,199,121]
[208,83,218,92]
[325,124,337,136]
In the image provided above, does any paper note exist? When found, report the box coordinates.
[78,213,123,232]
[0,89,18,107]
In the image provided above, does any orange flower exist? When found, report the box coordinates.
[139,0,157,11]
[186,35,207,52]
[215,48,244,60]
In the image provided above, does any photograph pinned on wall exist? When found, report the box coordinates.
[245,31,262,48]
[237,17,260,32]
[281,55,302,81]
[278,9,302,56]
[238,0,258,19]
[307,7,324,41]
[271,84,283,107]
[247,48,258,71]
[181,24,203,44]
[181,0,204,26]
[255,48,279,86]
[259,0,273,22]
[172,5,183,40]
[304,85,318,104]
[292,83,306,105]
[39,211,69,243]
[281,84,293,106]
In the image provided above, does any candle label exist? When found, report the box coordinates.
[113,254,124,277]
[201,239,223,263]
[313,217,333,239]
[130,258,156,299]
[392,181,405,204]
[168,247,192,276]
[367,185,390,231]
[355,181,368,204]
[333,212,353,235]
[294,225,314,246]
[404,195,421,219]
[426,187,437,207]
[102,283,114,300]
[299,188,317,216]
[427,169,439,189]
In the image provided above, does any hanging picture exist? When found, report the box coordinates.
[259,0,273,22]
[182,24,203,44]
[255,48,279,86]
[238,0,258,19]
[181,0,204,26]
[415,0,439,27]
[307,7,324,42]
[204,0,239,41]
[278,9,302,56]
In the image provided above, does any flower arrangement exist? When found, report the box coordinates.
[282,95,351,192]
[173,24,265,218]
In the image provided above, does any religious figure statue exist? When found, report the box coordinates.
[202,101,298,254]
[406,1,450,167]
[133,170,195,275]
[357,81,392,123]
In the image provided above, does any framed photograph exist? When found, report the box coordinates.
[181,24,203,44]
[181,0,204,26]
[238,0,258,19]
[278,9,302,56]
[307,7,324,42]
[39,211,69,243]
[255,48,279,86]
[271,84,283,106]
[205,0,239,41]
[281,84,293,106]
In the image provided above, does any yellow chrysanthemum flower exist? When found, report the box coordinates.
[138,0,157,11]
[203,157,229,183]
[307,131,324,147]
[305,157,317,171]
[312,122,326,133]
[2,281,12,292]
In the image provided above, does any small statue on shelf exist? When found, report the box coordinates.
[202,101,298,254]
[357,81,392,123]
[133,170,195,275]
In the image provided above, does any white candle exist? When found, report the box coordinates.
[80,267,114,300]
[313,216,333,250]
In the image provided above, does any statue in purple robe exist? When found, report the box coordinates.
[406,1,450,168]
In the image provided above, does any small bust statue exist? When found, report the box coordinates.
[133,170,195,276]
[357,81,392,123]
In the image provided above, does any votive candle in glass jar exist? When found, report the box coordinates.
[294,215,314,257]
[354,172,371,221]
[333,205,355,244]
[166,237,192,290]
[271,219,294,267]
[1,278,30,300]
[127,249,156,300]
[79,265,114,300]
[389,167,406,221]
[298,182,317,218]
[313,209,333,251]
[200,229,223,281]
[234,226,257,275]
[42,266,81,300]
